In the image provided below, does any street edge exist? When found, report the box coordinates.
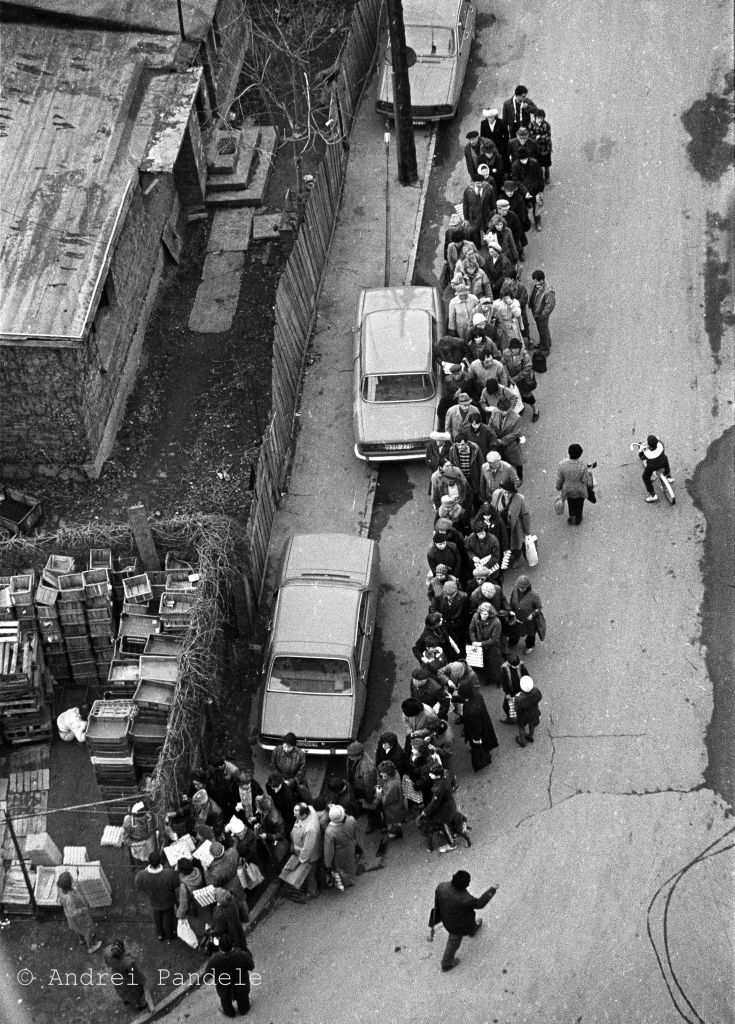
[405,125,438,286]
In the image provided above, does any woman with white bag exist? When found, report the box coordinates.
[490,480,531,567]
[468,602,504,686]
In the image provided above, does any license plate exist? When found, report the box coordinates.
[385,443,413,450]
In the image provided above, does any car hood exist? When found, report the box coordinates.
[379,60,454,107]
[356,397,436,444]
[261,691,355,743]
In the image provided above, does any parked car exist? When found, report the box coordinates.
[258,533,380,756]
[353,286,445,462]
[376,0,476,123]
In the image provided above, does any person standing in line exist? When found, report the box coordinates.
[204,932,255,1018]
[529,270,556,357]
[528,108,553,183]
[133,850,178,941]
[556,443,593,525]
[511,146,544,231]
[433,870,498,971]
[323,805,359,888]
[502,84,538,137]
[56,872,102,953]
[507,575,543,652]
[270,732,308,799]
[480,107,510,173]
[514,675,543,747]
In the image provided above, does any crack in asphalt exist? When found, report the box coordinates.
[550,732,648,739]
[514,786,705,830]
[547,712,556,811]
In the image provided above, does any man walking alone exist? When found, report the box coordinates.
[433,870,498,971]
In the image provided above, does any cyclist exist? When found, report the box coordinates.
[638,434,674,502]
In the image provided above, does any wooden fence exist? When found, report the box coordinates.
[246,0,383,597]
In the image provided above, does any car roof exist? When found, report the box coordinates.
[363,308,433,375]
[359,285,438,317]
[273,581,361,652]
[282,533,373,584]
[402,0,460,28]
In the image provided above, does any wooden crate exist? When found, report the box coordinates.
[0,489,43,536]
[89,549,114,570]
[42,555,75,587]
[123,574,153,604]
[10,576,34,606]
[82,568,112,598]
[158,591,196,627]
[57,574,85,603]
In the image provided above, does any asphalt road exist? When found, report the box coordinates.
[166,2,734,1022]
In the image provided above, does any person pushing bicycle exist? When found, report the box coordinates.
[638,434,673,502]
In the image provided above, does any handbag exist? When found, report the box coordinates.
[553,495,565,516]
[176,917,198,949]
[587,467,597,503]
[535,609,547,641]
[523,534,539,567]
[507,382,525,415]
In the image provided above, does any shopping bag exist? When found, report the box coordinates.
[523,535,539,567]
[465,643,484,668]
[553,495,565,516]
[535,610,547,641]
[508,382,524,415]
[176,917,198,949]
[238,861,265,890]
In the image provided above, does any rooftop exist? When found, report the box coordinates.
[1,0,221,41]
[0,23,202,341]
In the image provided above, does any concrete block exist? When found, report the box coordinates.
[206,209,254,254]
[252,213,282,240]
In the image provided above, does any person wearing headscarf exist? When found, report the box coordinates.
[279,802,323,900]
[454,676,499,772]
[122,801,156,864]
[103,940,151,1009]
[252,793,289,868]
[514,675,543,747]
[487,396,524,481]
[507,575,543,652]
[205,841,246,910]
[412,611,455,664]
[56,872,101,953]
[448,282,480,340]
[427,532,461,578]
[375,760,407,838]
[437,579,470,651]
[175,857,206,933]
[468,602,503,686]
[502,335,538,421]
[323,805,359,888]
[374,732,407,776]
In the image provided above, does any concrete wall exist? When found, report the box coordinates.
[199,0,250,116]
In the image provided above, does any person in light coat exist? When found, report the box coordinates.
[480,451,521,503]
[323,805,359,887]
[487,397,525,478]
[448,282,480,340]
[280,803,323,899]
[556,443,592,525]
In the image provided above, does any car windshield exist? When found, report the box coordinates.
[362,373,434,402]
[404,25,456,57]
[268,657,353,695]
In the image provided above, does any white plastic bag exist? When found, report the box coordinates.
[508,382,524,415]
[465,643,484,668]
[524,534,539,567]
[177,917,198,949]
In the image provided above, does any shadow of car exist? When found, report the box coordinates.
[376,0,476,123]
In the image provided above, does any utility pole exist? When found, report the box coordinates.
[386,0,418,185]
[384,132,391,286]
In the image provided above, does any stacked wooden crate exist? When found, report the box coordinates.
[0,626,53,744]
[132,654,180,768]
[56,571,96,685]
[35,556,75,685]
[83,550,116,685]
[85,699,138,823]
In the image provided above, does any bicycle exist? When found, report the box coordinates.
[630,442,675,505]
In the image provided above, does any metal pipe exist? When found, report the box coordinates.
[384,132,391,287]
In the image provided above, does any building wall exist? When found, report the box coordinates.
[0,175,179,478]
[199,0,250,115]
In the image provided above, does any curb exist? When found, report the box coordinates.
[129,881,281,1024]
[405,126,438,286]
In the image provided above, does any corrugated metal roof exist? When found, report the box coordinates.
[3,0,220,41]
[0,24,200,341]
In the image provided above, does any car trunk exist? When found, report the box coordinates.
[357,397,436,445]
[261,691,355,747]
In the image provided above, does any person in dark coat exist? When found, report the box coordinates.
[501,85,538,138]
[456,412,498,462]
[455,677,499,771]
[448,437,484,510]
[206,759,240,819]
[205,932,254,1018]
[374,731,407,776]
[413,611,455,663]
[498,178,531,238]
[494,198,525,263]
[464,130,485,180]
[512,148,544,230]
[427,533,461,578]
[500,653,528,722]
[133,851,178,940]
[433,871,498,971]
[514,675,542,746]
[556,443,592,525]
[211,888,247,949]
[484,240,515,300]
[480,108,510,172]
[410,668,450,719]
[443,213,470,260]
[462,177,495,248]
[418,766,460,852]
[437,581,470,651]
[266,771,296,834]
[507,575,543,651]
[103,940,152,1010]
[326,774,362,820]
[478,141,505,195]
[508,126,539,163]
